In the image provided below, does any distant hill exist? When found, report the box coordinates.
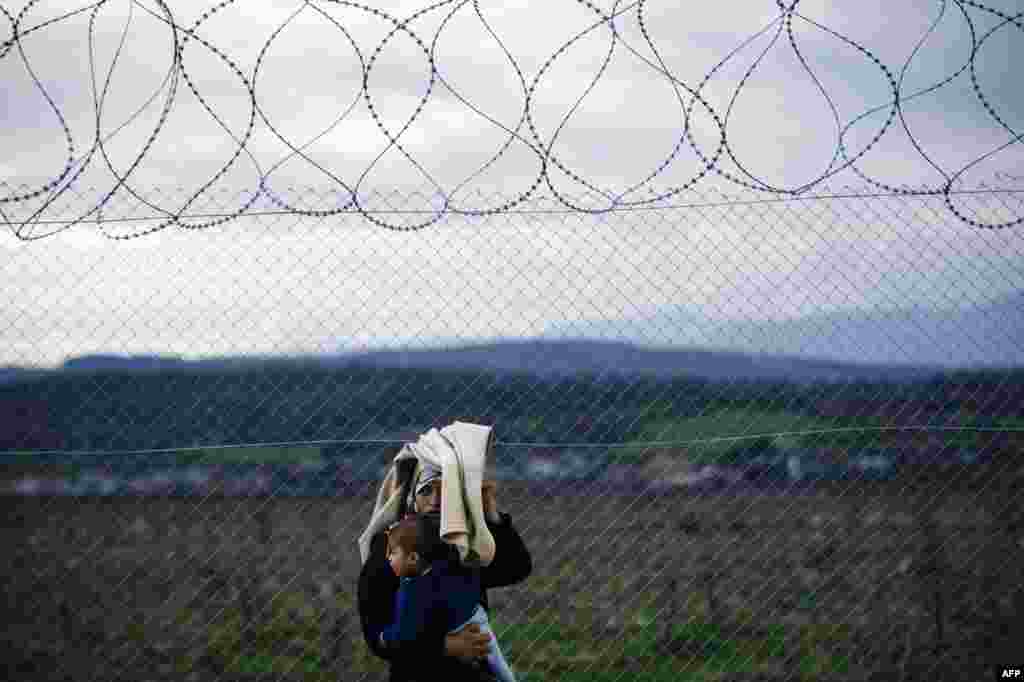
[0,367,25,383]
[341,338,940,383]
[0,367,46,385]
[713,290,1024,368]
[6,290,1020,382]
[544,290,1024,369]
[9,290,1019,381]
[9,339,947,385]
[61,354,190,371]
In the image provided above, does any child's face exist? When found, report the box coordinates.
[386,540,419,577]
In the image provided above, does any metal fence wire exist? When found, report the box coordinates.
[2,184,1024,682]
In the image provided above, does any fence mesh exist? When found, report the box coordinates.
[2,184,1023,682]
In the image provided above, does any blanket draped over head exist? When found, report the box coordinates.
[358,421,496,568]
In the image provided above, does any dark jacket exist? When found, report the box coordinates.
[358,512,532,682]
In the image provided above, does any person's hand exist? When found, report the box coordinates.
[482,480,500,523]
[445,624,491,660]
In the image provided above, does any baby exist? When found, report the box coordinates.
[384,514,517,682]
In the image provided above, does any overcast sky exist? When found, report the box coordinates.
[2,0,1022,368]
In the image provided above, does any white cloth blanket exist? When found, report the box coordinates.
[358,421,496,568]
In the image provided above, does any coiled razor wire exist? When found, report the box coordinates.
[2,0,1023,239]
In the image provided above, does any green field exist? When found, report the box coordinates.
[166,592,856,682]
[617,405,1014,466]
[617,409,873,464]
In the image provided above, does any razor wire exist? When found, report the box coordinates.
[2,0,1024,241]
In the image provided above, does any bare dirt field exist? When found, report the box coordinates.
[2,480,1020,682]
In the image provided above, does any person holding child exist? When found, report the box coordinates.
[357,424,532,682]
[381,513,518,681]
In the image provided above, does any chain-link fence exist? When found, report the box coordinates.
[2,184,1023,681]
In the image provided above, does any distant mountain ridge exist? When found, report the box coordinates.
[62,354,190,371]
[546,291,1024,369]
[0,338,948,384]
[3,289,1019,385]
[3,290,1018,383]
[342,339,941,383]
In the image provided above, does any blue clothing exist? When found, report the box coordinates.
[382,558,516,682]
[382,558,479,644]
